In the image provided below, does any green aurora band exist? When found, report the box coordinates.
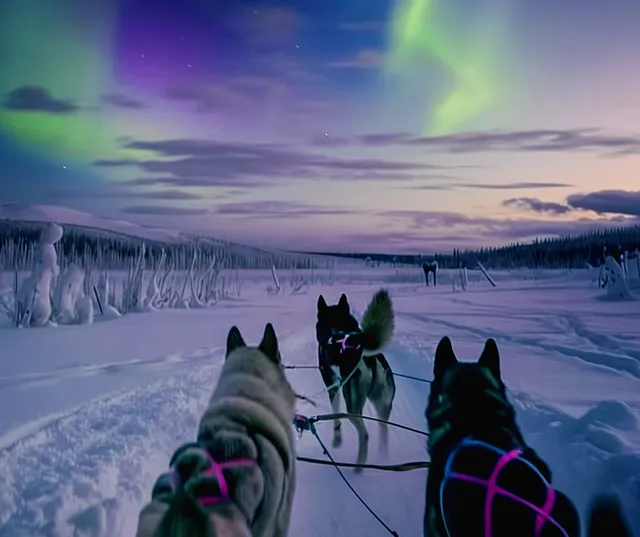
[386,0,506,136]
[0,0,125,160]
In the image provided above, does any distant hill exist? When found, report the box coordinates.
[0,203,207,244]
[0,203,336,270]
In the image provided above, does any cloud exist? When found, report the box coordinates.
[49,185,204,201]
[337,21,384,32]
[3,86,78,114]
[328,49,383,69]
[119,205,209,216]
[101,93,146,110]
[164,83,251,112]
[566,190,640,217]
[214,200,359,218]
[459,181,573,190]
[402,181,574,191]
[93,159,138,167]
[95,138,448,188]
[502,197,572,215]
[379,209,635,244]
[310,129,640,156]
[498,189,640,218]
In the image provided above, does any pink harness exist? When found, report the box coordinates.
[167,444,256,506]
[198,454,256,505]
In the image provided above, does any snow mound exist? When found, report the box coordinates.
[513,394,640,533]
[577,400,638,432]
[597,256,635,301]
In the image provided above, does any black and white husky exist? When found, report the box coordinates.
[315,288,396,470]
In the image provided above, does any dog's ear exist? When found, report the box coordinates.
[478,338,501,381]
[317,295,327,311]
[259,323,281,364]
[338,293,350,313]
[434,336,457,378]
[226,326,246,358]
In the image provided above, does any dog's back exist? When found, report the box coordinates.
[424,337,579,537]
[136,324,297,537]
[424,336,633,537]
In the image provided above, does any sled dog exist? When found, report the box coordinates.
[136,323,297,537]
[316,288,395,470]
[423,336,632,537]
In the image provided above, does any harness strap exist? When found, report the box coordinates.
[440,438,568,537]
[164,442,257,507]
[327,331,362,352]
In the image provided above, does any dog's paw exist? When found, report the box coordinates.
[332,431,342,448]
[353,465,364,474]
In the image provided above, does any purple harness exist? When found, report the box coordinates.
[440,438,568,537]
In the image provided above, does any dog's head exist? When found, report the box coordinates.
[226,322,282,364]
[426,336,517,457]
[316,293,362,364]
[225,323,296,409]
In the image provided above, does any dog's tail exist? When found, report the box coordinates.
[586,493,632,537]
[359,288,395,355]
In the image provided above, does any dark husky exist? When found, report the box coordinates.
[316,289,395,471]
[423,336,633,537]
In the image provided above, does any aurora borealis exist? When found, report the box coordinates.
[1,0,639,253]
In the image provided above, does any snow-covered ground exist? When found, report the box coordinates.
[1,270,639,537]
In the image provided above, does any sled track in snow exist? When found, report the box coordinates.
[0,327,312,537]
[404,312,640,378]
[2,310,638,537]
[0,352,223,536]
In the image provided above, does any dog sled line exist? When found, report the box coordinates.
[282,294,435,537]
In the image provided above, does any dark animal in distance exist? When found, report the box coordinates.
[422,262,438,287]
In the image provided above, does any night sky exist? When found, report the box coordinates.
[1,0,639,252]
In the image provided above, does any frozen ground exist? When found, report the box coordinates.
[0,269,639,536]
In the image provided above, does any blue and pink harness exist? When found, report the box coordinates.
[440,438,569,537]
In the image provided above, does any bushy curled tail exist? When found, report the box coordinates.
[359,288,395,355]
[586,494,632,537]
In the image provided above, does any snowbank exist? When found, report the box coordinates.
[514,395,640,532]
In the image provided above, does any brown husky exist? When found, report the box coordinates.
[136,323,297,537]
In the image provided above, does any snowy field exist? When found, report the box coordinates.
[1,267,639,536]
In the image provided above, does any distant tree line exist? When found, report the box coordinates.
[2,219,639,271]
[0,220,328,271]
[306,224,640,269]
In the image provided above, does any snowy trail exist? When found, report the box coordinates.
[0,299,432,537]
[0,349,223,536]
[1,282,639,536]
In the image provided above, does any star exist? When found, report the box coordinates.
[141,54,145,58]
[62,165,67,169]
[295,45,299,49]
[187,64,192,67]
[324,132,329,137]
